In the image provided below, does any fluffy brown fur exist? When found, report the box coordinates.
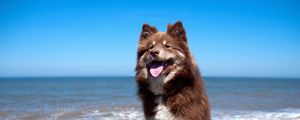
[135,21,210,120]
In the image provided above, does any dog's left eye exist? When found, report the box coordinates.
[164,44,171,48]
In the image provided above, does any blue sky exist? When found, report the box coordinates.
[0,0,299,77]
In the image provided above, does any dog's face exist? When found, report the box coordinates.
[142,33,185,78]
[136,21,190,89]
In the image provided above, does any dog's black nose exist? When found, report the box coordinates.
[150,49,160,57]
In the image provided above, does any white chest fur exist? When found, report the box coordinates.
[154,96,174,120]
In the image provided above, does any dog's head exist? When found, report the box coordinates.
[136,21,191,86]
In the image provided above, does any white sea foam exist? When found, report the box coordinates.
[89,109,299,120]
[46,108,300,120]
[213,109,300,120]
[49,107,144,120]
[2,108,300,120]
[84,107,143,120]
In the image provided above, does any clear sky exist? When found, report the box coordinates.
[0,0,299,78]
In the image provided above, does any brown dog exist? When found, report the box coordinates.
[135,21,210,120]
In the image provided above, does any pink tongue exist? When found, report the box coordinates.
[150,66,164,77]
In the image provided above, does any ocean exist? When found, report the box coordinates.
[0,77,299,120]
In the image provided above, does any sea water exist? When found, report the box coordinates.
[0,77,299,120]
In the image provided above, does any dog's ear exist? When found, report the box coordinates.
[167,21,186,42]
[140,24,158,39]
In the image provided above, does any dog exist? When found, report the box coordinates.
[135,21,210,120]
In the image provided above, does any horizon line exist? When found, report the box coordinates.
[0,75,299,79]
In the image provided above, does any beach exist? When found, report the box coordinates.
[0,77,299,120]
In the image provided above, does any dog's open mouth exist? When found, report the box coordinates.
[148,59,173,77]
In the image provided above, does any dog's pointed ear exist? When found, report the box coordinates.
[140,24,158,39]
[167,21,186,42]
